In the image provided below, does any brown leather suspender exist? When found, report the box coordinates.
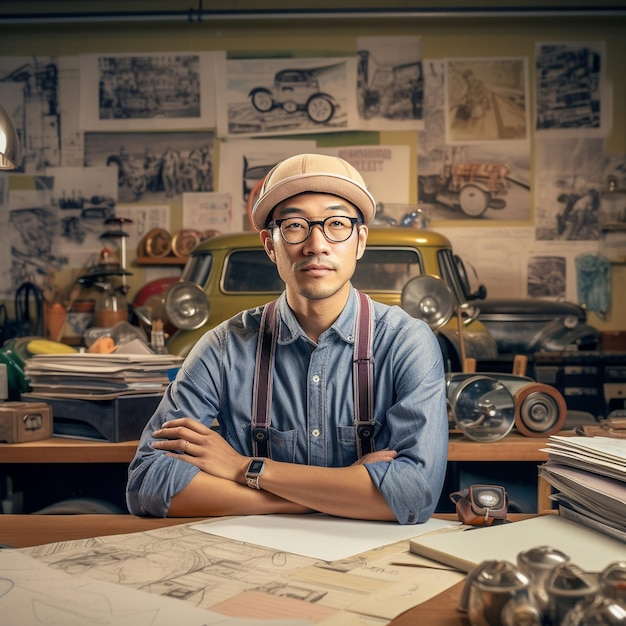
[251,299,277,458]
[353,291,375,459]
[251,291,375,458]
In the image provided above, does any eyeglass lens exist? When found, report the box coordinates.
[278,216,355,243]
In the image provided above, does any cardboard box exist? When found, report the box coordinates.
[20,393,163,442]
[0,401,53,443]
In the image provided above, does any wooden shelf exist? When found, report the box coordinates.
[135,256,186,266]
[0,438,139,463]
[1,432,558,464]
[447,431,552,462]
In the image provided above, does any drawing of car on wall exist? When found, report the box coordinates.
[418,148,516,218]
[357,51,424,120]
[248,65,341,124]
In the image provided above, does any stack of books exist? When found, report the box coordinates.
[24,352,184,400]
[539,435,626,542]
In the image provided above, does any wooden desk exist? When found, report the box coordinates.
[389,580,468,626]
[0,512,532,549]
[0,432,556,512]
[2,513,535,626]
[0,514,206,548]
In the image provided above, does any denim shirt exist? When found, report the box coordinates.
[126,287,449,524]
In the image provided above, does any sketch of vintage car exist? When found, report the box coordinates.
[418,148,512,218]
[247,65,341,124]
[357,51,423,120]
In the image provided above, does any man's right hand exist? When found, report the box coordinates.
[351,449,397,466]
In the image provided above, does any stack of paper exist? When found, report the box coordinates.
[539,435,626,542]
[24,352,184,400]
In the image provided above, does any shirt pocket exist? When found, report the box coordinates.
[268,427,297,463]
[336,425,358,466]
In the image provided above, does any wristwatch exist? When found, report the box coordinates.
[245,458,265,490]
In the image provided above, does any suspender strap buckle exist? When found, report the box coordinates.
[252,427,270,458]
[356,423,374,441]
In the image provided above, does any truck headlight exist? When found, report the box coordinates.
[164,281,210,330]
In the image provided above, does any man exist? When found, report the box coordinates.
[126,153,448,524]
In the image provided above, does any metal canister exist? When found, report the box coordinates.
[546,562,599,625]
[462,559,538,626]
[517,545,570,616]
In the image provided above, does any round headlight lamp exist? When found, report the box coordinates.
[563,314,579,329]
[164,281,210,330]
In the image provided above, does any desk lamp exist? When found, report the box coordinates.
[0,104,20,170]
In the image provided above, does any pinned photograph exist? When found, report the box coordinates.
[356,35,424,131]
[535,42,607,137]
[445,57,529,144]
[79,51,223,131]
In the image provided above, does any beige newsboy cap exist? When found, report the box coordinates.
[251,153,377,231]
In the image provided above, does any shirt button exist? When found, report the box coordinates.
[311,429,320,438]
[312,375,320,383]
[347,335,354,341]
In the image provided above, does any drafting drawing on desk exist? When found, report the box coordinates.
[0,550,288,626]
[19,521,463,623]
[33,526,313,607]
[21,523,344,620]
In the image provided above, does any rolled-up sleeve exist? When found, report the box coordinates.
[364,312,449,524]
[126,386,202,517]
[126,330,226,517]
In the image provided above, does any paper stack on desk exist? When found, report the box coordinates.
[24,352,184,400]
[539,435,626,542]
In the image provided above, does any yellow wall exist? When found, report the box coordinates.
[1,6,624,331]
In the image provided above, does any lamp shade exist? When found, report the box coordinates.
[0,104,20,170]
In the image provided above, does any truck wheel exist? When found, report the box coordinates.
[250,90,274,113]
[282,100,298,114]
[459,184,490,217]
[418,177,438,203]
[306,95,334,123]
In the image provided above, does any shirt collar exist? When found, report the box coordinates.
[275,286,358,345]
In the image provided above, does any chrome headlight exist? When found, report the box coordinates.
[401,275,454,330]
[563,314,579,329]
[164,281,210,330]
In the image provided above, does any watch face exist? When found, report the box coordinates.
[248,459,264,474]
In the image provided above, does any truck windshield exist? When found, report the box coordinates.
[181,253,213,288]
[352,248,422,291]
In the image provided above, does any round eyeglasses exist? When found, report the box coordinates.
[268,216,360,244]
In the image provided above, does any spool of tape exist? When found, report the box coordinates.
[513,383,567,437]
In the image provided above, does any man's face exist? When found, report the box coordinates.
[261,192,368,303]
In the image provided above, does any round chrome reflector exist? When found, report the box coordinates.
[164,281,210,330]
[401,276,454,330]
